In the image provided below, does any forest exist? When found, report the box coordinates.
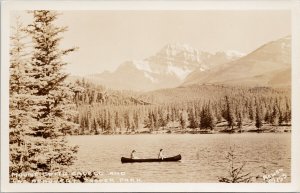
[71,79,291,135]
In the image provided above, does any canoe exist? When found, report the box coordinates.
[121,154,181,163]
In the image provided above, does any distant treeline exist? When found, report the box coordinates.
[73,79,147,106]
[70,79,291,135]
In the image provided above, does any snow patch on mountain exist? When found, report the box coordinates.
[133,60,152,73]
[167,65,192,80]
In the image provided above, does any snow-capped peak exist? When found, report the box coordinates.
[91,43,245,91]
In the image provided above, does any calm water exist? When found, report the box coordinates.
[67,133,291,183]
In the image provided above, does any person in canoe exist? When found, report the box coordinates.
[130,150,138,159]
[158,149,165,160]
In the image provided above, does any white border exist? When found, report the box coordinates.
[1,0,300,192]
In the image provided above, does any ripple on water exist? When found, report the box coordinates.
[68,133,291,183]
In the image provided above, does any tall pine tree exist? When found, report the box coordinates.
[10,11,79,181]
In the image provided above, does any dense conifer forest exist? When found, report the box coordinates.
[72,79,291,135]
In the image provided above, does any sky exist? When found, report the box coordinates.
[11,10,291,75]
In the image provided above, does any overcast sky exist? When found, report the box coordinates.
[11,10,291,75]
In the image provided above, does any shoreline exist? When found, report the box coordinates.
[74,125,291,136]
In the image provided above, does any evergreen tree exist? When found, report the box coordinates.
[148,112,155,131]
[152,110,159,130]
[179,110,188,130]
[188,107,198,129]
[248,101,255,121]
[166,107,171,124]
[264,108,271,124]
[11,11,79,180]
[194,106,201,128]
[92,117,99,135]
[158,109,167,129]
[108,111,116,133]
[236,111,243,130]
[283,98,291,124]
[171,107,176,122]
[278,110,284,126]
[119,115,125,133]
[124,111,135,132]
[200,104,215,130]
[115,111,120,129]
[224,96,235,129]
[255,104,263,129]
[215,105,223,123]
[270,105,278,125]
[133,111,141,130]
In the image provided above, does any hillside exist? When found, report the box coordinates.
[138,84,290,104]
[183,36,291,87]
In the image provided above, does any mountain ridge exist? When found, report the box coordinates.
[83,43,243,91]
[182,36,291,87]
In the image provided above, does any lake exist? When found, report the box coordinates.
[67,133,291,183]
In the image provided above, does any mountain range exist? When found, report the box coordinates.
[83,43,243,91]
[78,36,290,91]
